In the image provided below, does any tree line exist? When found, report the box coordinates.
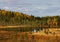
[0,9,60,27]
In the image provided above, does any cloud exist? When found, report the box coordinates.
[0,0,60,16]
[3,6,9,10]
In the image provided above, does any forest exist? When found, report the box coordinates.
[0,9,60,27]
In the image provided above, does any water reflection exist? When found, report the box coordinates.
[0,27,44,32]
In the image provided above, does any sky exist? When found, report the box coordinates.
[0,0,60,17]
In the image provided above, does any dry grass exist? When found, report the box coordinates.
[0,28,60,42]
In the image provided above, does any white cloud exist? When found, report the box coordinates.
[34,6,49,10]
[3,6,9,10]
[18,8,29,11]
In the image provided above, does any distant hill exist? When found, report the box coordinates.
[0,9,41,26]
[0,9,60,27]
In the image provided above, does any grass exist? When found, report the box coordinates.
[0,28,60,42]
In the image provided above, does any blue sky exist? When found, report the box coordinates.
[0,0,60,17]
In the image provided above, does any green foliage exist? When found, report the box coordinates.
[0,9,60,26]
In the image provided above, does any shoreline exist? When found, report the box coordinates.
[0,25,60,28]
